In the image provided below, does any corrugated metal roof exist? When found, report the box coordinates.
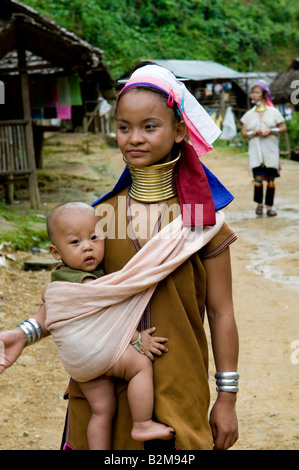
[154,60,244,81]
[237,72,277,94]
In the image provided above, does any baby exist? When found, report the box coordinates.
[44,201,174,449]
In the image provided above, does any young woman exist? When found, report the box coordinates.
[0,62,239,451]
[241,81,286,216]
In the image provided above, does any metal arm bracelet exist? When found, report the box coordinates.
[130,332,144,355]
[17,318,43,346]
[215,372,239,393]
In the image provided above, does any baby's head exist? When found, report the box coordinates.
[47,202,104,272]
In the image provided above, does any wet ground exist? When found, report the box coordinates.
[0,133,298,450]
[206,147,299,450]
[210,147,299,292]
[227,204,299,289]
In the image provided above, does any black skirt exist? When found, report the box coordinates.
[252,165,280,178]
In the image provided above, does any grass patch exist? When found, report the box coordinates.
[0,201,49,252]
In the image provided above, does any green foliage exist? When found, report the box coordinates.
[286,112,299,149]
[19,0,299,77]
[0,203,48,251]
[1,228,49,252]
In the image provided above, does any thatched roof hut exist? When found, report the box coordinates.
[270,59,299,106]
[0,0,114,208]
[0,0,112,81]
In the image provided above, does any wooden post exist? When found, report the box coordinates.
[3,126,14,203]
[17,28,40,209]
[0,125,13,203]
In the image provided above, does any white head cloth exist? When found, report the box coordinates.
[118,64,221,155]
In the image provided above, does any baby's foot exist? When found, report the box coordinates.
[131,420,175,442]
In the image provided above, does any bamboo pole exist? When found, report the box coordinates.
[17,25,40,209]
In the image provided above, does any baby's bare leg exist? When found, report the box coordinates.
[106,345,174,442]
[79,375,116,450]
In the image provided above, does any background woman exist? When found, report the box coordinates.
[241,80,286,216]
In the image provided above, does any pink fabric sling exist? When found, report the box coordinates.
[45,212,224,382]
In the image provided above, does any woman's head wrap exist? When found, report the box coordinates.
[117,64,221,157]
[93,63,234,226]
[253,79,274,107]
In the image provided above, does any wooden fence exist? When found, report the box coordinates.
[0,119,39,207]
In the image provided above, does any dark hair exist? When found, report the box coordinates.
[128,60,159,75]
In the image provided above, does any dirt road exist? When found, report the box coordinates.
[0,134,298,450]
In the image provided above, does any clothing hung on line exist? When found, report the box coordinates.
[29,75,83,121]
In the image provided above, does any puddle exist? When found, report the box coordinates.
[225,203,299,290]
[245,249,299,289]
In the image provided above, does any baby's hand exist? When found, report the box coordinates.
[140,327,168,361]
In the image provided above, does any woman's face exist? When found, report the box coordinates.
[250,86,264,104]
[116,89,186,167]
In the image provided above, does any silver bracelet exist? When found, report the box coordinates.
[271,127,280,135]
[130,332,144,355]
[17,318,43,346]
[215,372,239,380]
[215,372,239,393]
[216,378,239,386]
[216,385,239,393]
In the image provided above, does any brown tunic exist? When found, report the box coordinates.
[63,189,237,450]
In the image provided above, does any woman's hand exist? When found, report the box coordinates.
[140,327,168,361]
[209,392,239,450]
[0,305,48,375]
[261,129,272,137]
[0,328,28,374]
